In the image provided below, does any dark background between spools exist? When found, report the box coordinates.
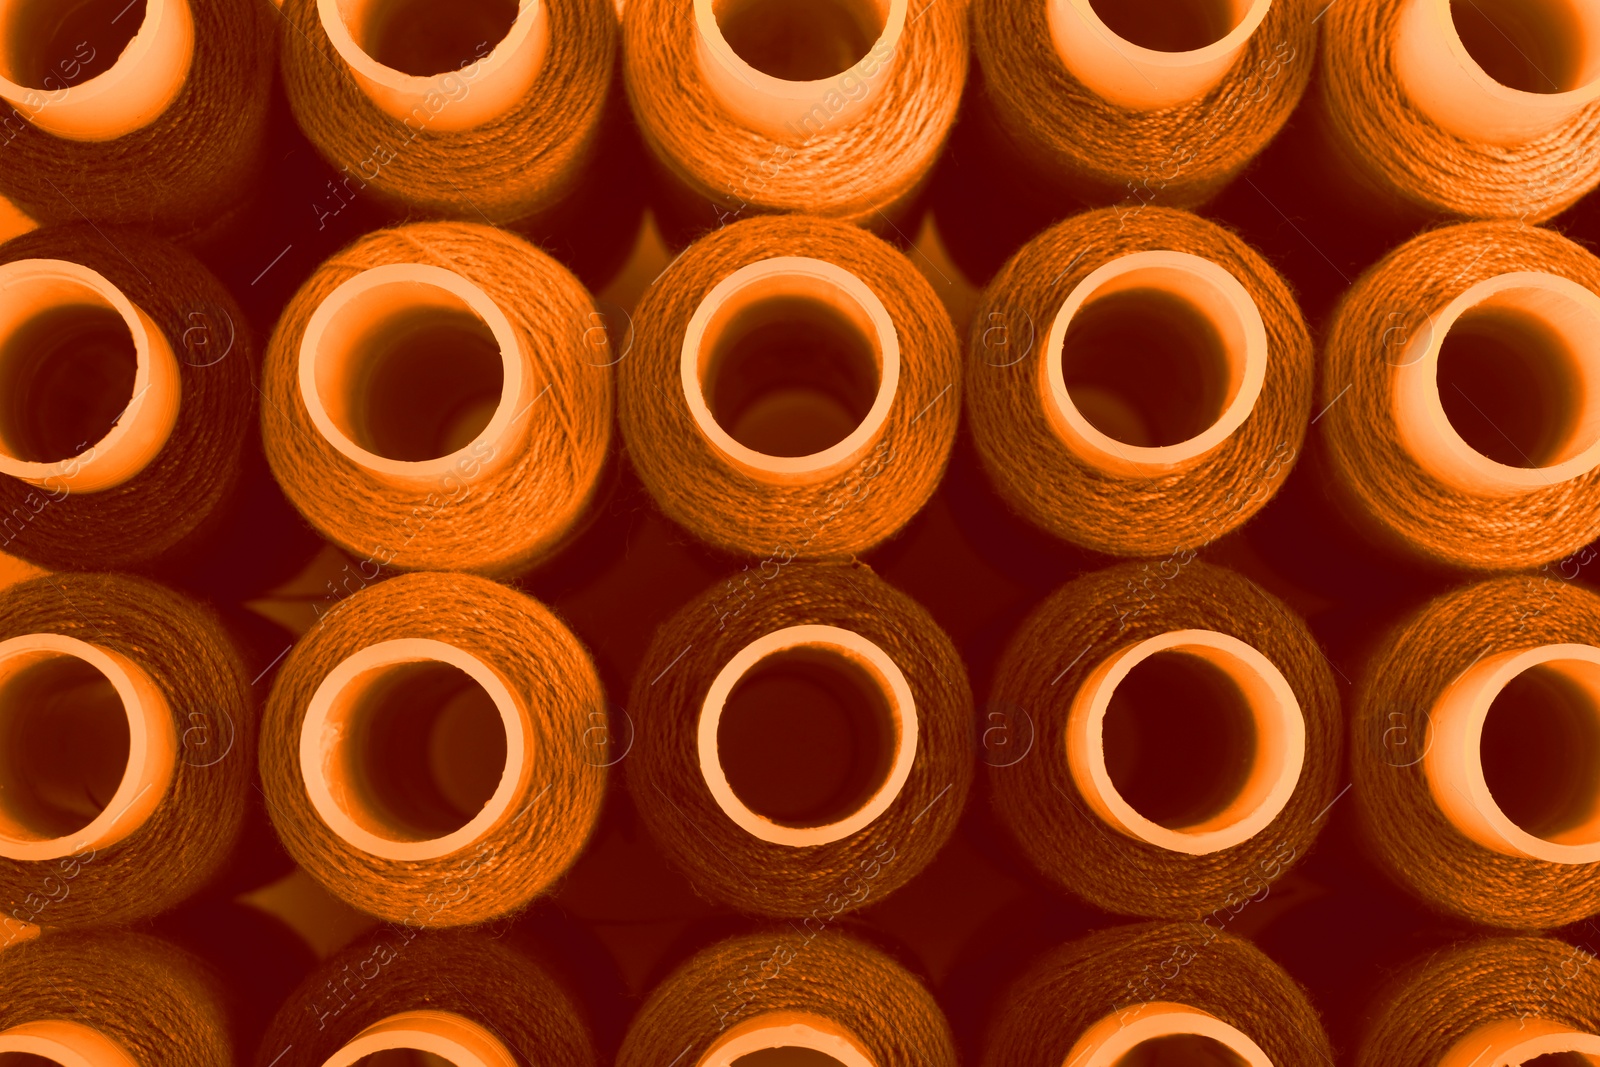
[8,8,1600,1063]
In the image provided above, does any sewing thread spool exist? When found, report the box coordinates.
[623,0,966,233]
[627,560,971,916]
[0,573,253,931]
[0,224,255,574]
[967,206,1312,557]
[1358,936,1600,1067]
[1320,0,1600,221]
[1353,575,1600,928]
[257,927,595,1067]
[260,571,607,927]
[619,214,959,559]
[261,221,612,577]
[983,922,1333,1067]
[0,930,234,1067]
[989,561,1340,919]
[0,0,272,245]
[1321,221,1600,571]
[618,929,957,1067]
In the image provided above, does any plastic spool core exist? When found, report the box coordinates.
[1439,1019,1600,1067]
[299,263,532,491]
[1395,0,1600,144]
[1047,0,1272,109]
[1066,630,1305,855]
[0,259,181,494]
[0,1020,141,1067]
[693,0,907,139]
[699,624,917,847]
[299,638,532,863]
[1393,272,1600,496]
[0,0,193,141]
[682,257,900,485]
[1426,643,1600,864]
[697,1011,877,1067]
[320,1011,519,1067]
[1063,1003,1274,1067]
[319,0,549,132]
[1041,251,1268,479]
[0,634,176,863]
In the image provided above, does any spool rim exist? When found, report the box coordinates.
[319,1010,520,1067]
[317,0,551,133]
[697,624,918,847]
[299,637,533,862]
[1063,1002,1275,1067]
[1425,642,1600,864]
[696,1010,879,1067]
[680,255,901,485]
[1392,271,1600,495]
[1046,0,1273,109]
[1040,250,1269,478]
[0,633,176,862]
[0,258,182,494]
[1066,628,1306,855]
[297,262,530,491]
[1438,1018,1600,1067]
[0,1020,141,1067]
[692,0,908,140]
[0,0,194,142]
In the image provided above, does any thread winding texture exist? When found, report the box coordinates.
[0,930,233,1067]
[257,928,595,1067]
[619,215,959,558]
[279,0,617,230]
[1351,576,1600,929]
[1321,0,1600,221]
[261,222,612,576]
[0,224,254,573]
[983,922,1333,1067]
[618,930,957,1067]
[989,562,1340,919]
[1320,221,1600,571]
[260,571,606,927]
[972,0,1315,207]
[0,574,253,929]
[967,207,1313,556]
[1357,937,1600,1067]
[623,0,966,226]
[628,561,972,916]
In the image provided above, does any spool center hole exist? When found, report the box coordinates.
[332,661,507,842]
[353,1052,459,1066]
[704,293,881,459]
[1061,288,1233,448]
[1479,662,1600,845]
[0,0,144,90]
[348,0,519,77]
[1102,651,1257,830]
[1450,0,1596,94]
[713,0,885,80]
[717,647,897,828]
[1087,0,1248,52]
[0,302,136,465]
[1115,1035,1250,1067]
[1522,1055,1600,1067]
[0,1056,74,1066]
[0,654,128,843]
[733,1051,849,1067]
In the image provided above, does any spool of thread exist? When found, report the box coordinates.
[1357,936,1600,1067]
[1352,575,1600,928]
[256,927,595,1067]
[618,929,957,1067]
[622,0,966,233]
[0,573,254,930]
[988,561,1340,919]
[983,921,1333,1067]
[969,0,1315,208]
[619,214,960,559]
[1320,220,1600,572]
[260,570,607,927]
[1320,0,1600,222]
[967,206,1312,557]
[0,930,234,1067]
[0,224,255,574]
[0,0,272,245]
[627,560,972,917]
[261,221,613,577]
